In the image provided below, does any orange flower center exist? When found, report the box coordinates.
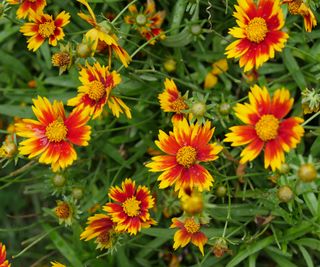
[46,119,68,142]
[171,97,188,113]
[55,202,70,219]
[136,14,147,25]
[255,114,279,142]
[88,80,106,101]
[29,0,37,2]
[38,21,56,38]
[246,17,268,43]
[52,52,70,67]
[288,0,302,14]
[176,146,197,168]
[122,197,141,217]
[184,218,200,234]
[96,232,111,245]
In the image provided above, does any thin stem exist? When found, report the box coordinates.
[302,111,320,126]
[111,0,138,24]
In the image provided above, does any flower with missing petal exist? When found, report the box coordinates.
[224,85,304,171]
[7,0,46,19]
[225,0,288,72]
[67,62,131,119]
[146,119,222,197]
[80,213,116,250]
[283,0,317,32]
[170,217,208,256]
[77,0,131,67]
[0,243,10,267]
[103,178,156,235]
[15,96,91,172]
[125,0,166,45]
[158,79,189,123]
[20,11,70,52]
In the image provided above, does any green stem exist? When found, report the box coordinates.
[111,0,138,24]
[302,111,320,126]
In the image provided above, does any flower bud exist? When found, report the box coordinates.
[72,187,84,200]
[216,185,227,197]
[191,102,206,117]
[52,174,66,187]
[277,185,293,203]
[298,163,317,182]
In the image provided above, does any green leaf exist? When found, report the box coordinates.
[0,50,32,81]
[282,48,307,90]
[265,248,297,267]
[0,104,33,118]
[226,236,274,267]
[42,224,83,267]
[298,245,314,267]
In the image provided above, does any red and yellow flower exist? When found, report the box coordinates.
[170,217,208,256]
[67,62,131,119]
[20,11,70,52]
[225,0,288,72]
[146,119,222,197]
[15,96,91,172]
[283,0,317,32]
[158,79,189,123]
[125,0,166,45]
[103,178,156,235]
[0,243,10,267]
[50,262,66,267]
[7,0,46,19]
[77,0,131,67]
[80,213,116,250]
[224,85,304,171]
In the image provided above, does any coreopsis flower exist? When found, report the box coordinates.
[51,43,72,75]
[54,200,74,226]
[0,134,17,159]
[283,0,317,32]
[124,0,166,45]
[301,88,320,114]
[170,217,208,256]
[0,243,10,267]
[77,0,131,67]
[50,262,66,267]
[67,62,131,119]
[103,178,156,235]
[80,213,116,250]
[225,0,288,72]
[204,59,228,89]
[146,119,223,197]
[15,96,91,172]
[20,11,70,52]
[158,79,189,123]
[7,0,46,19]
[224,85,304,171]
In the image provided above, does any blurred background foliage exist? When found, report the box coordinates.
[0,0,320,266]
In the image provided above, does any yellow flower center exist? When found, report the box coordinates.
[255,114,279,142]
[38,21,56,38]
[288,0,302,14]
[88,80,106,101]
[45,119,68,142]
[176,146,197,168]
[246,17,268,43]
[55,202,70,219]
[171,97,188,113]
[184,218,200,234]
[122,197,141,217]
[52,52,71,67]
